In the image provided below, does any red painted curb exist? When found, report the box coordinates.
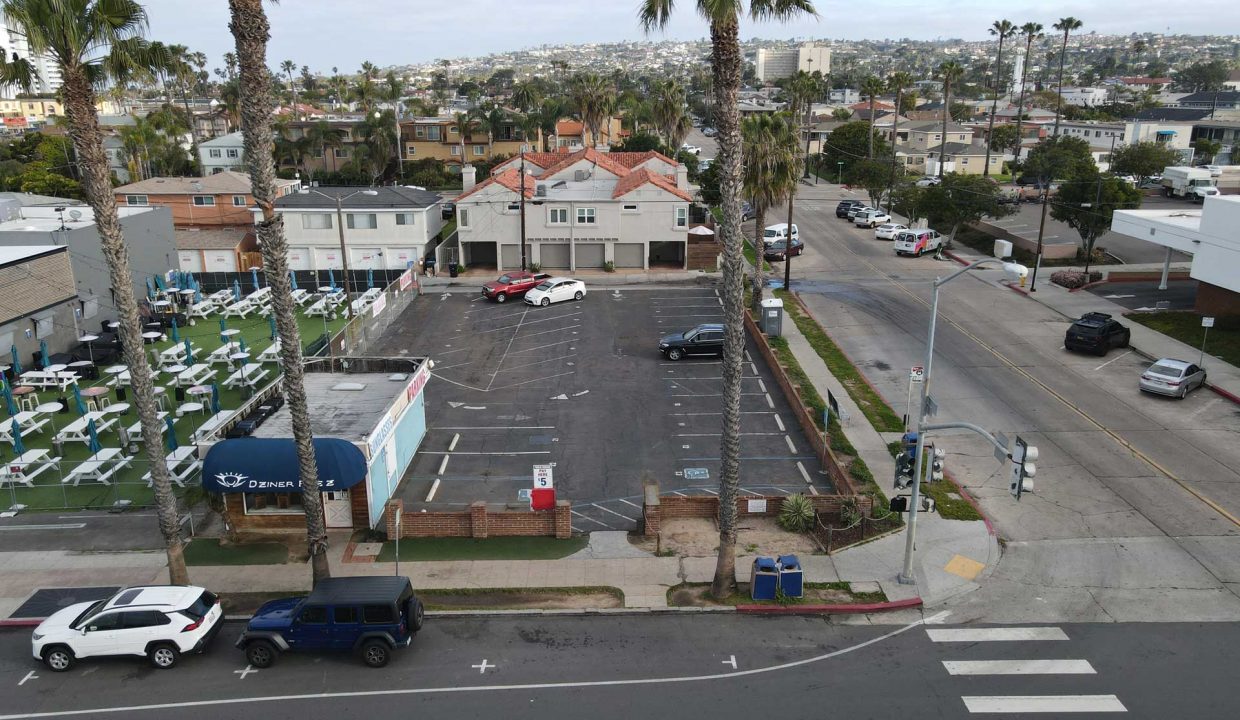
[944,471,996,536]
[1207,383,1240,406]
[1005,283,1029,297]
[0,618,42,628]
[1067,278,1108,293]
[943,250,970,267]
[736,597,923,615]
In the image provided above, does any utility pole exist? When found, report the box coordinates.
[519,148,528,270]
[335,195,355,318]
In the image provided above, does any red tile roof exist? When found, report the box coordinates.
[608,150,678,168]
[612,167,693,201]
[455,167,535,202]
[540,147,631,179]
[849,100,896,111]
[556,120,584,136]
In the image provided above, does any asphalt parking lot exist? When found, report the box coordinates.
[370,286,831,531]
[1085,280,1198,312]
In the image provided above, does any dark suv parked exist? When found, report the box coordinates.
[659,323,725,360]
[1064,312,1131,356]
[236,577,424,668]
[836,200,865,218]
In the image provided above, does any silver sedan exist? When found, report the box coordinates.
[1139,358,1207,399]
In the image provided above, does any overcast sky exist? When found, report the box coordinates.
[140,0,1234,74]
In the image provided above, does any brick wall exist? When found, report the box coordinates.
[223,493,307,532]
[1196,282,1240,316]
[385,499,572,539]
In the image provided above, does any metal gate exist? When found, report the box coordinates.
[540,243,570,269]
[322,490,353,528]
[614,243,644,268]
[575,243,605,268]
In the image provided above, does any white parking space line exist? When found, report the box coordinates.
[796,462,811,484]
[476,311,583,334]
[0,523,87,531]
[961,695,1126,713]
[927,627,1069,642]
[488,308,531,390]
[669,392,770,397]
[489,371,577,391]
[570,511,613,527]
[513,323,583,341]
[671,491,689,497]
[750,362,759,375]
[448,433,461,451]
[744,350,752,361]
[431,360,474,372]
[670,411,775,416]
[495,354,578,373]
[593,504,638,522]
[665,376,764,381]
[943,660,1095,675]
[617,499,642,510]
[507,339,577,355]
[784,436,797,453]
[661,361,722,366]
[774,415,785,431]
[758,379,767,393]
[1093,350,1133,371]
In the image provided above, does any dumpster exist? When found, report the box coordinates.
[777,554,803,598]
[760,298,784,336]
[750,556,779,600]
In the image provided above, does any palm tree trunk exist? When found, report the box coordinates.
[938,81,950,179]
[60,66,188,585]
[750,205,766,313]
[984,36,1005,177]
[1013,38,1034,161]
[886,90,902,212]
[710,16,743,601]
[1053,36,1068,137]
[229,0,330,583]
[867,96,875,158]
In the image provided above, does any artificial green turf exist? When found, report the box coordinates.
[1126,311,1240,368]
[375,535,589,562]
[184,538,290,565]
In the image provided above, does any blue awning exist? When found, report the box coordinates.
[1156,130,1177,135]
[203,438,367,493]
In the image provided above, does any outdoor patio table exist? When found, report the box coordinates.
[55,411,117,445]
[63,448,132,486]
[0,449,60,487]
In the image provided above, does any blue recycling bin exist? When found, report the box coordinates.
[777,554,803,598]
[750,556,779,600]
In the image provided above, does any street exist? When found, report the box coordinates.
[3,615,1239,718]
[770,183,1240,623]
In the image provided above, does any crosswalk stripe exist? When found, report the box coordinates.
[944,659,1095,675]
[927,627,1068,642]
[962,695,1126,713]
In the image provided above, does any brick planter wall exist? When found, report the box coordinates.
[385,499,572,539]
[645,493,871,530]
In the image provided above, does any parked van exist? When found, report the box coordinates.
[762,223,799,246]
[893,229,944,257]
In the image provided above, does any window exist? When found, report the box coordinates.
[34,315,53,339]
[674,207,688,228]
[407,146,416,156]
[395,213,416,225]
[301,213,333,230]
[208,148,222,158]
[244,491,303,512]
[933,134,941,141]
[226,148,239,158]
[449,126,459,135]
[622,204,639,213]
[333,607,358,624]
[363,605,396,624]
[313,147,324,158]
[1095,130,1101,138]
[192,196,215,207]
[458,208,470,228]
[346,213,378,229]
[473,145,484,156]
[549,207,568,224]
[86,613,121,631]
[298,606,328,624]
[334,147,350,158]
[414,126,425,138]
[232,195,247,207]
[123,611,170,628]
[506,202,520,213]
[428,127,441,141]
[451,145,461,156]
[125,195,148,206]
[576,207,596,225]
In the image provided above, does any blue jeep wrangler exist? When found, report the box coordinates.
[235,576,424,668]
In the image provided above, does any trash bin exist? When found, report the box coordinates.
[750,556,779,600]
[448,261,459,278]
[115,387,127,402]
[760,298,784,336]
[777,554,803,598]
[174,386,186,402]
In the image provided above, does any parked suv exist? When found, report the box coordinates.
[835,200,865,218]
[236,577,424,669]
[659,323,725,361]
[31,585,222,671]
[1064,312,1130,356]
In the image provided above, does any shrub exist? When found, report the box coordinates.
[777,493,816,533]
[529,261,541,272]
[1049,270,1103,289]
[839,497,862,527]
[603,260,615,273]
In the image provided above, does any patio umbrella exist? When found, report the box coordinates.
[367,268,374,289]
[154,274,166,292]
[9,345,21,375]
[183,338,195,365]
[193,286,202,304]
[218,318,228,343]
[288,270,298,290]
[238,337,248,355]
[2,378,17,417]
[268,314,277,340]
[87,418,102,456]
[251,267,260,291]
[170,316,180,343]
[72,384,87,416]
[232,279,242,301]
[145,277,155,299]
[39,340,49,368]
[328,268,336,290]
[210,383,221,415]
[164,416,178,452]
[11,418,25,455]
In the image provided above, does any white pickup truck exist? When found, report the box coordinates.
[1161,166,1219,202]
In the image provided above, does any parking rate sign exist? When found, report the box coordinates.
[533,465,554,489]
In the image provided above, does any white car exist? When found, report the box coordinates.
[894,228,944,257]
[874,222,908,240]
[680,143,702,156]
[854,209,892,228]
[524,277,587,306]
[1203,165,1222,178]
[32,586,222,671]
[762,223,799,246]
[915,176,941,187]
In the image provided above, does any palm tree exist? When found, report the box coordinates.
[222,51,237,82]
[935,60,964,179]
[860,75,885,158]
[1012,23,1043,160]
[651,79,689,148]
[884,71,913,209]
[568,73,615,148]
[0,0,187,583]
[780,71,815,288]
[742,113,798,313]
[640,0,818,600]
[453,111,474,169]
[228,0,330,582]
[304,119,345,177]
[280,59,298,119]
[511,80,540,113]
[984,20,1016,177]
[1051,17,1083,138]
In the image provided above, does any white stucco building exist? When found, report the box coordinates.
[755,44,831,82]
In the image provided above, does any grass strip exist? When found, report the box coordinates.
[376,535,588,562]
[184,538,289,566]
[1126,311,1240,368]
[775,290,905,432]
[885,441,981,521]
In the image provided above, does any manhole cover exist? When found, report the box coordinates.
[11,587,119,620]
[684,468,710,480]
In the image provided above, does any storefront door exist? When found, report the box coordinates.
[322,490,353,528]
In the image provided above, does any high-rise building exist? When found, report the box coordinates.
[0,19,63,96]
[755,44,831,83]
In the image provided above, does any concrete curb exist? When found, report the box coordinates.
[735,597,923,615]
[1207,383,1240,406]
[0,618,40,628]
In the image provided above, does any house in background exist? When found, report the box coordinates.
[175,227,259,273]
[0,245,83,366]
[114,171,299,229]
[400,116,535,171]
[198,131,247,175]
[552,118,623,151]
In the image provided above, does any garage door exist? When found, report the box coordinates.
[350,247,383,270]
[540,243,570,269]
[178,251,203,273]
[286,247,312,271]
[314,248,342,270]
[500,245,521,269]
[614,243,644,268]
[575,243,605,268]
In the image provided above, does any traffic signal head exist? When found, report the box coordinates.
[895,451,914,489]
[1009,437,1038,500]
[902,431,919,463]
[930,446,946,482]
[889,496,909,513]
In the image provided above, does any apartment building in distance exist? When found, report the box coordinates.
[755,43,831,82]
[400,116,536,170]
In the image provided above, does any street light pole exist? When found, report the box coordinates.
[519,148,528,270]
[334,195,355,319]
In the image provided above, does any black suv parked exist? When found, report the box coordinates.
[236,577,424,668]
[659,323,725,361]
[1064,312,1131,356]
[836,200,865,218]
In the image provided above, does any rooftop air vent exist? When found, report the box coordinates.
[330,382,366,391]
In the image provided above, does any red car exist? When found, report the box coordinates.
[481,271,551,303]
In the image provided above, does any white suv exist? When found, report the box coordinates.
[32,585,222,671]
